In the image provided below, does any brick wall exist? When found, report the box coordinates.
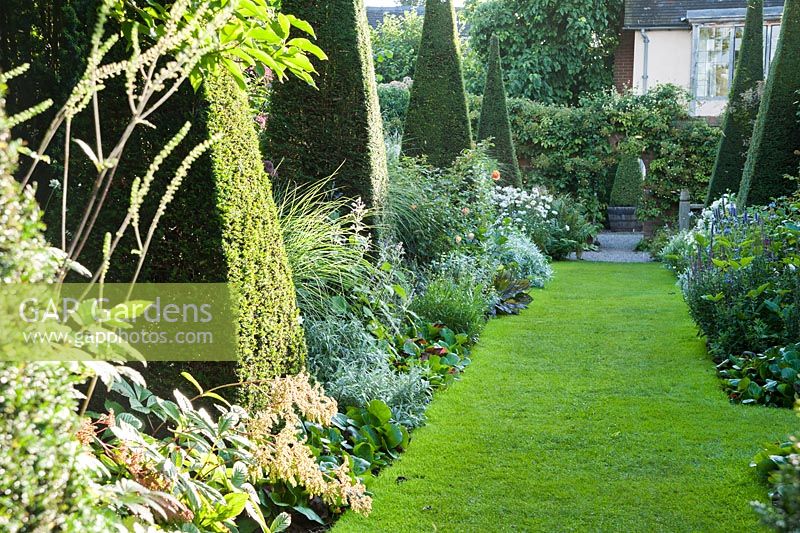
[613,30,635,93]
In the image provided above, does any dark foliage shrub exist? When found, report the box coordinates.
[752,411,800,532]
[402,0,472,168]
[477,35,521,187]
[464,0,624,105]
[684,256,799,359]
[609,154,643,207]
[263,0,388,210]
[706,0,764,203]
[739,0,800,206]
[57,71,307,407]
[753,454,800,533]
[547,197,599,260]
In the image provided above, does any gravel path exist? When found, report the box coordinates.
[569,231,653,263]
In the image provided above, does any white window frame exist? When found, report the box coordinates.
[691,21,782,102]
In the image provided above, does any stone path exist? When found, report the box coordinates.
[570,231,652,263]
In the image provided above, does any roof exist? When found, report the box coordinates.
[624,0,785,29]
[366,6,424,28]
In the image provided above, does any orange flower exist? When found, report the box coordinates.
[491,170,501,181]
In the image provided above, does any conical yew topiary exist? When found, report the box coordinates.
[477,35,522,187]
[706,0,763,204]
[402,0,472,168]
[738,0,800,206]
[263,0,388,210]
[610,154,643,207]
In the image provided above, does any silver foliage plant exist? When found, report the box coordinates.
[304,318,430,428]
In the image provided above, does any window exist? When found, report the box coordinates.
[765,24,781,74]
[693,23,781,99]
[694,25,739,98]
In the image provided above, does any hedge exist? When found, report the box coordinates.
[706,0,763,204]
[610,154,643,207]
[402,0,472,167]
[263,0,388,210]
[477,35,522,187]
[739,0,800,206]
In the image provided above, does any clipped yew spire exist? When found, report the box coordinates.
[402,0,472,167]
[477,35,522,187]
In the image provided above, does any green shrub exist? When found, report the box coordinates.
[0,85,121,532]
[753,455,800,532]
[377,80,411,137]
[371,9,424,83]
[679,196,800,360]
[752,417,800,532]
[739,0,800,206]
[477,35,521,187]
[402,0,472,167]
[411,275,487,340]
[547,197,599,260]
[706,0,764,203]
[385,142,498,264]
[428,249,501,312]
[0,363,126,532]
[609,154,643,206]
[35,72,308,406]
[0,103,60,283]
[64,71,304,406]
[263,0,388,210]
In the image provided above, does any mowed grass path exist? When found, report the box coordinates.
[334,262,797,532]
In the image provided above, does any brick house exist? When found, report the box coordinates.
[616,0,784,116]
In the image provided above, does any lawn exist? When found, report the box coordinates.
[334,262,798,532]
